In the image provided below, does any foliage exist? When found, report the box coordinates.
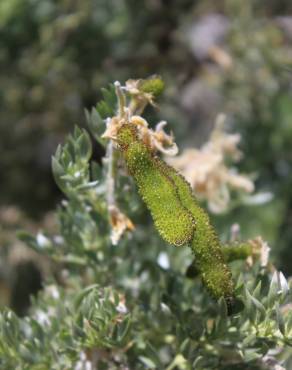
[0,81,291,369]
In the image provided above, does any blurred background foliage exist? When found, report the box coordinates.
[0,0,292,315]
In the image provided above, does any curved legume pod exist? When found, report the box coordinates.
[157,160,235,313]
[117,124,235,313]
[117,124,195,246]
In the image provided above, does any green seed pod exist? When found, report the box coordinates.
[117,124,235,313]
[139,76,165,97]
[158,160,234,310]
[117,124,195,246]
[222,242,253,262]
[186,243,254,278]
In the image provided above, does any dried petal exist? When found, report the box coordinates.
[166,115,254,213]
[109,205,135,245]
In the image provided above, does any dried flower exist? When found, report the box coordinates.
[130,116,178,156]
[152,121,178,155]
[101,116,125,141]
[166,114,254,213]
[109,205,134,246]
[125,79,154,104]
[115,294,128,315]
[102,81,177,156]
[246,236,271,267]
[125,77,164,114]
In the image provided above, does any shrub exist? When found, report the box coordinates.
[1,79,291,370]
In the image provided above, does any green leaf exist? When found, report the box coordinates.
[252,281,262,300]
[74,284,99,309]
[76,129,92,163]
[139,356,157,369]
[101,85,116,110]
[52,156,67,192]
[268,271,281,307]
[116,316,131,343]
[275,303,285,336]
[245,287,266,323]
[218,296,228,318]
[192,356,204,369]
[86,108,106,146]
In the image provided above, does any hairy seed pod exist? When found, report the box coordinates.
[117,124,195,246]
[139,76,165,97]
[186,242,254,279]
[157,160,234,310]
[117,124,235,313]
